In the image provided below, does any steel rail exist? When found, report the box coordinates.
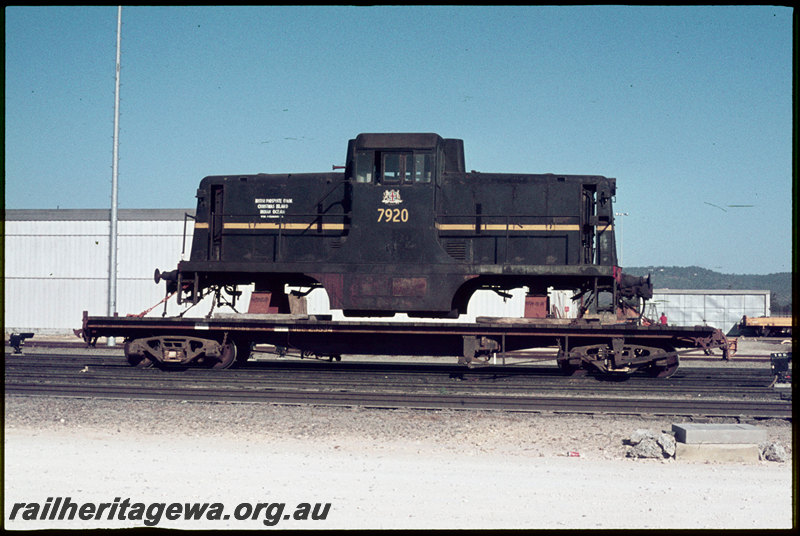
[6,350,789,418]
[4,355,779,392]
[3,366,780,397]
[5,382,791,418]
[5,353,779,390]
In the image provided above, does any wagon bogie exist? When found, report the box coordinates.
[123,335,238,369]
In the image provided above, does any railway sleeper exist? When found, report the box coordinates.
[124,336,237,369]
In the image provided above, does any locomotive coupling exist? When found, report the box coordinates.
[154,268,179,294]
[154,268,179,284]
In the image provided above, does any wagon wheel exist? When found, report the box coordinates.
[556,350,587,376]
[211,342,237,369]
[235,340,253,365]
[645,347,679,378]
[557,360,587,376]
[124,341,153,368]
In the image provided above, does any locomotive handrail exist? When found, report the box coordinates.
[434,213,583,264]
[304,179,351,234]
[215,180,351,237]
[434,212,581,221]
[434,212,582,232]
[312,179,350,207]
[181,212,196,260]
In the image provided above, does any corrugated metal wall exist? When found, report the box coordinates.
[6,210,543,333]
[649,290,770,335]
[4,210,195,334]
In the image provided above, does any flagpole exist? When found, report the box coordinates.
[108,6,122,346]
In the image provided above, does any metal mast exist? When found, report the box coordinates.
[108,6,122,345]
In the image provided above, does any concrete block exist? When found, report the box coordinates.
[675,443,760,463]
[671,423,767,444]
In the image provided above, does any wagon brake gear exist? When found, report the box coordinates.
[460,335,501,367]
[690,329,731,360]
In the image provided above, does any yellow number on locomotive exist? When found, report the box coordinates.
[377,208,409,223]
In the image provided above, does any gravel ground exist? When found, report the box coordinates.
[3,394,794,530]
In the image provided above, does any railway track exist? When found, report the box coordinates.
[4,351,791,419]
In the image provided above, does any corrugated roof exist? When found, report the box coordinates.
[5,209,194,221]
[653,289,770,295]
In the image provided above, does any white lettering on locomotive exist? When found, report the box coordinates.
[254,197,294,219]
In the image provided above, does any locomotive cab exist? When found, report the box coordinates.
[317,133,466,315]
[165,133,648,319]
[342,133,448,264]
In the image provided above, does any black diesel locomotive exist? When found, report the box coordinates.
[157,133,651,317]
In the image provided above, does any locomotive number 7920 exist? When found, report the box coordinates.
[377,207,409,223]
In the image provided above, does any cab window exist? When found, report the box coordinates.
[355,151,373,183]
[414,153,432,183]
[381,152,432,184]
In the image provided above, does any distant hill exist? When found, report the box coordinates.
[624,266,792,315]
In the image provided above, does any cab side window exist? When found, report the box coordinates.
[382,152,432,184]
[414,153,432,183]
[355,151,373,183]
[355,150,435,184]
[382,153,403,183]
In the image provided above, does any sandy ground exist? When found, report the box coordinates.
[3,394,794,530]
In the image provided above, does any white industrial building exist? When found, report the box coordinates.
[4,209,195,334]
[647,289,770,335]
[4,209,769,336]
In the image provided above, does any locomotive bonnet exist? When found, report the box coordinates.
[158,133,651,317]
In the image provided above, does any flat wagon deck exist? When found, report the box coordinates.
[78,311,729,378]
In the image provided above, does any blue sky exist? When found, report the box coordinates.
[4,6,794,274]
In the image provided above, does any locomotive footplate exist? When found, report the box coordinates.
[79,311,728,378]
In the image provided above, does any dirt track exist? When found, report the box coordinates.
[3,395,793,530]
